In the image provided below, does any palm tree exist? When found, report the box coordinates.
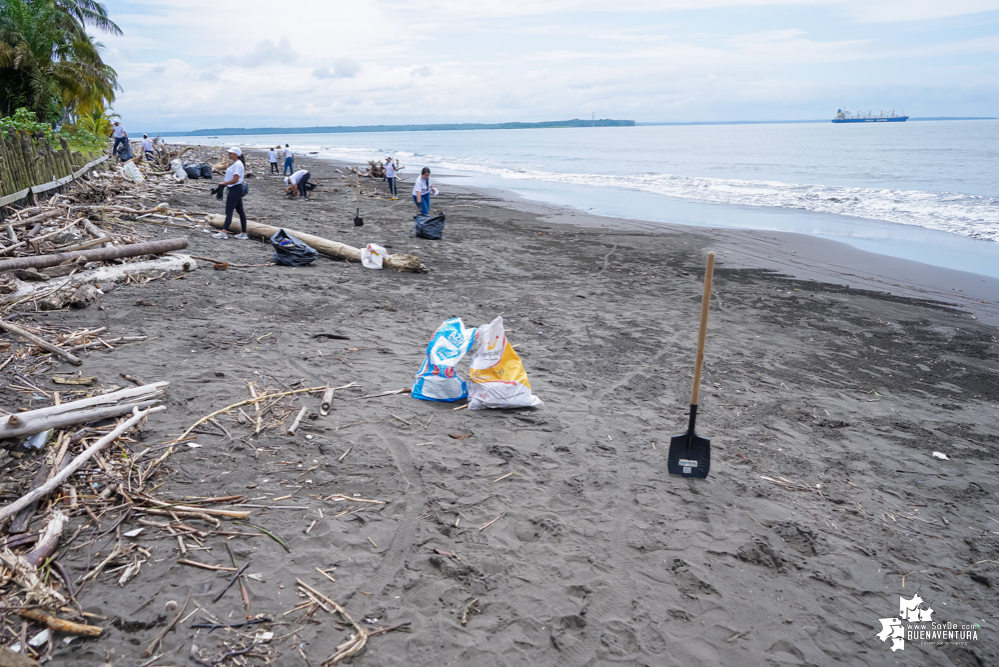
[77,103,118,137]
[0,0,120,123]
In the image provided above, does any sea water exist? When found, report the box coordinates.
[172,121,999,277]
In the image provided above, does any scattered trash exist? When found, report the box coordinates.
[932,451,949,460]
[412,318,478,403]
[467,316,543,410]
[121,161,144,181]
[270,229,319,267]
[123,528,145,538]
[361,243,388,270]
[24,429,53,450]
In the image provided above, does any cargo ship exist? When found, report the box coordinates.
[832,109,908,123]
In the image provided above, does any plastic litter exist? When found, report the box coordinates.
[121,161,144,182]
[413,212,446,240]
[412,318,478,402]
[468,316,543,410]
[361,243,387,269]
[270,229,318,267]
[169,158,187,181]
[25,429,53,450]
[932,451,949,460]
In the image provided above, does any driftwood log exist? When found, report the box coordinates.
[204,214,426,273]
[0,405,165,522]
[0,237,188,273]
[0,381,168,440]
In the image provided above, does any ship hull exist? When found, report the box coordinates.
[831,117,908,123]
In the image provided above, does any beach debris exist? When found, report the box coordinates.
[667,251,715,479]
[461,598,480,625]
[361,243,387,269]
[479,512,507,532]
[204,215,427,272]
[932,451,949,460]
[412,318,478,403]
[468,316,543,409]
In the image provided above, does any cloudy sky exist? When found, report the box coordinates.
[101,0,999,131]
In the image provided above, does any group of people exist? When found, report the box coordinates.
[109,126,440,240]
[111,121,157,162]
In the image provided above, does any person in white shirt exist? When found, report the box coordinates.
[283,144,294,175]
[140,134,154,161]
[385,156,398,200]
[412,167,433,215]
[284,169,311,200]
[213,147,249,240]
[110,121,127,157]
[268,147,279,174]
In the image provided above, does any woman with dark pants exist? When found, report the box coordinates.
[412,167,432,216]
[213,147,248,240]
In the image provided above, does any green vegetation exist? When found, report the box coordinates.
[163,118,636,137]
[0,0,121,127]
[0,106,105,155]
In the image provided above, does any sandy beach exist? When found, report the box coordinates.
[3,150,998,666]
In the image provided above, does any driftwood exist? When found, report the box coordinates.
[288,406,308,435]
[0,237,187,273]
[204,214,426,273]
[321,386,335,415]
[25,510,66,566]
[17,609,102,637]
[0,381,168,440]
[9,210,61,229]
[2,255,197,308]
[0,405,165,522]
[0,320,82,366]
[0,646,43,666]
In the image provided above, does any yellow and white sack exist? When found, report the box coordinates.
[468,316,543,410]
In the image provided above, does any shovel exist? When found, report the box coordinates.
[667,251,715,479]
[353,171,364,227]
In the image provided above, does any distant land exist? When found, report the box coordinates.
[637,117,996,127]
[157,119,635,137]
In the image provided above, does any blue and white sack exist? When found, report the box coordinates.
[412,317,478,402]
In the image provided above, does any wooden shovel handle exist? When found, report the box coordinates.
[690,252,715,406]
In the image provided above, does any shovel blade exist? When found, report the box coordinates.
[354,217,364,227]
[667,431,711,478]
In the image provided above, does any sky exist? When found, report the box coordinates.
[99,0,999,131]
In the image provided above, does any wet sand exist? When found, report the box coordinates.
[10,152,998,666]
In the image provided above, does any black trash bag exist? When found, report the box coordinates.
[199,163,213,179]
[183,163,201,179]
[117,141,135,162]
[270,229,318,267]
[413,212,446,240]
[304,181,317,191]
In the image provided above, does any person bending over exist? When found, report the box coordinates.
[268,146,279,173]
[213,147,249,240]
[284,169,311,199]
[283,144,294,175]
[413,167,436,216]
[385,156,398,200]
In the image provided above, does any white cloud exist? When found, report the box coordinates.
[100,0,999,128]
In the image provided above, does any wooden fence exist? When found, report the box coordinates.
[0,128,109,210]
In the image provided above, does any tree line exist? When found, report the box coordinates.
[0,0,120,135]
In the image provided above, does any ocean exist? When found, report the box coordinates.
[170,120,999,277]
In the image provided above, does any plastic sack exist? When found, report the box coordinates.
[270,229,318,267]
[170,158,187,181]
[183,164,201,179]
[468,316,543,410]
[412,318,478,402]
[361,243,387,269]
[118,142,135,162]
[121,161,144,182]
[413,212,446,240]
[200,163,213,179]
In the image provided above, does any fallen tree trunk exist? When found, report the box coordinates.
[0,381,168,440]
[0,405,165,522]
[204,214,426,273]
[1,255,197,309]
[0,237,187,273]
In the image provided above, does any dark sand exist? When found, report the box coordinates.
[5,153,999,666]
